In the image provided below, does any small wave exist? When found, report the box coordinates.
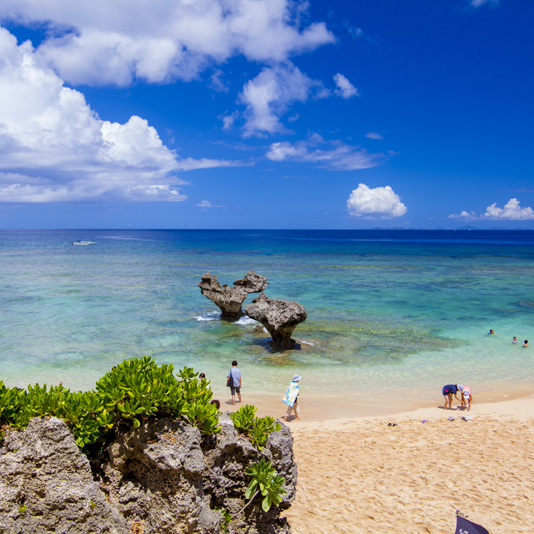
[194,311,221,322]
[234,315,259,326]
[299,339,315,346]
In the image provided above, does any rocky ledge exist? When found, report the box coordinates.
[0,414,296,534]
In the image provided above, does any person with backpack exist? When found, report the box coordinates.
[227,360,242,405]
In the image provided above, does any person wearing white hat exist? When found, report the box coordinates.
[281,375,302,421]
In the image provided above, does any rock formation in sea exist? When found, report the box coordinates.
[245,292,307,351]
[0,414,296,534]
[198,270,269,320]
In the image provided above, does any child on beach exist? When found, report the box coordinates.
[460,385,473,411]
[200,373,221,410]
[442,384,463,410]
[282,375,302,421]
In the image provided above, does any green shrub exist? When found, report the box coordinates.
[0,357,221,452]
[231,405,281,451]
[230,404,257,434]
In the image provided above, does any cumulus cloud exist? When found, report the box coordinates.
[347,183,407,218]
[0,0,335,87]
[266,135,385,170]
[483,198,534,220]
[333,73,358,99]
[449,198,534,221]
[449,210,477,220]
[239,63,328,137]
[0,29,240,202]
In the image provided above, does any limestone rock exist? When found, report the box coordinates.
[0,414,297,534]
[0,417,129,534]
[245,293,307,350]
[233,271,269,294]
[198,271,268,320]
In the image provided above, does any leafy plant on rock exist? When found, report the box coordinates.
[239,458,286,514]
[231,405,281,451]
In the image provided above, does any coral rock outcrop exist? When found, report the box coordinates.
[245,293,307,351]
[0,414,296,534]
[198,271,268,320]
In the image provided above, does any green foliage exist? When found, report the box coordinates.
[0,357,221,452]
[215,506,232,532]
[18,504,27,514]
[230,404,257,434]
[245,458,286,512]
[250,416,280,451]
[231,405,281,450]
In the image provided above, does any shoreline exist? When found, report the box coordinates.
[215,386,534,423]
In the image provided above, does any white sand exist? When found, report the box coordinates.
[279,396,534,534]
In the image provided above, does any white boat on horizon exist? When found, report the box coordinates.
[72,240,96,246]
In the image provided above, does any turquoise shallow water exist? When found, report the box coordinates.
[1,229,534,404]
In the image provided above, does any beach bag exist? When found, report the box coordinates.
[227,371,233,387]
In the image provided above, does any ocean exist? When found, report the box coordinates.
[1,229,533,408]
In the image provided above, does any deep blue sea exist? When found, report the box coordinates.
[1,229,534,407]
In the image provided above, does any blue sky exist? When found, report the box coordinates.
[0,0,533,229]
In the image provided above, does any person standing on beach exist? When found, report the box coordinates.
[442,384,463,410]
[281,375,302,421]
[227,360,242,405]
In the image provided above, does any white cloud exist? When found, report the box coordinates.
[0,28,240,203]
[239,63,327,137]
[266,136,385,171]
[471,0,499,7]
[449,198,534,221]
[196,200,222,209]
[365,132,384,140]
[210,69,228,93]
[347,183,407,218]
[333,73,358,99]
[0,0,335,87]
[449,210,477,220]
[221,111,240,132]
[483,198,534,220]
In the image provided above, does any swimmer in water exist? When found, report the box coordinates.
[488,329,496,335]
[513,336,518,344]
[523,340,529,348]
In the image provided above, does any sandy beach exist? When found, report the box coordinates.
[271,396,534,534]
